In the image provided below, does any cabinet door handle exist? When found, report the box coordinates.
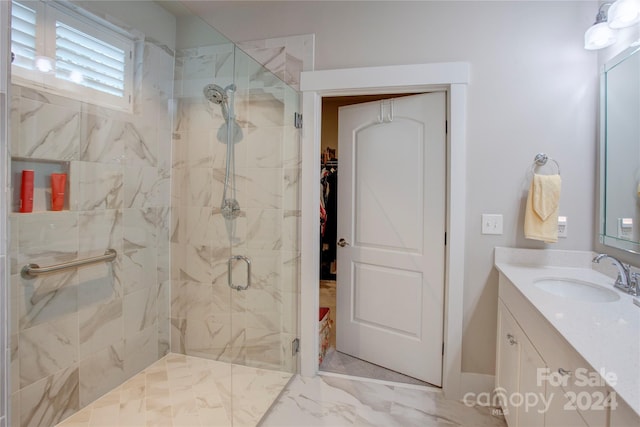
[506,333,518,345]
[558,368,572,377]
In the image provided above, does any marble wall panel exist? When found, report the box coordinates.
[78,342,125,408]
[124,325,158,379]
[123,286,158,342]
[237,34,314,91]
[123,121,158,168]
[18,95,80,161]
[245,127,284,168]
[19,314,78,389]
[246,208,283,250]
[79,114,127,164]
[17,212,78,267]
[242,169,284,210]
[19,366,79,427]
[78,298,123,360]
[124,166,160,208]
[74,162,123,211]
[121,208,158,295]
[10,35,174,426]
[282,210,301,253]
[171,281,214,321]
[16,271,78,331]
[157,280,171,357]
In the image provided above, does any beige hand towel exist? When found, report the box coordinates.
[524,174,561,243]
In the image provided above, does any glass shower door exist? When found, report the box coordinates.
[170,7,300,426]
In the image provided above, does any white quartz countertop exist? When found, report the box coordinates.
[495,261,640,417]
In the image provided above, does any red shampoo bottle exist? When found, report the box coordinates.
[51,173,66,211]
[20,170,34,213]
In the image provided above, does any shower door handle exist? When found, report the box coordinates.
[337,238,350,247]
[228,255,251,291]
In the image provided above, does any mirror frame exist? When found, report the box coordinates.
[600,44,640,254]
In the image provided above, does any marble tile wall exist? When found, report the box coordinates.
[9,40,174,427]
[170,44,301,373]
[237,34,315,91]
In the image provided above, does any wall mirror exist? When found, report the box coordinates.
[601,45,640,253]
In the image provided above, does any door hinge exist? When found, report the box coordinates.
[294,112,303,129]
[442,342,445,355]
[445,120,448,133]
[444,232,447,246]
[292,338,300,355]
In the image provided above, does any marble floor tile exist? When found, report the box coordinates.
[54,353,504,427]
[320,349,429,387]
[54,353,292,427]
[261,375,507,427]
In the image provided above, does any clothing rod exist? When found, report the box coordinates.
[21,249,117,279]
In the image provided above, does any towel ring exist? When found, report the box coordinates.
[530,153,560,175]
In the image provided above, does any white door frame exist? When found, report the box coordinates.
[299,62,469,400]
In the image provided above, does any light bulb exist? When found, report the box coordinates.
[585,22,618,50]
[608,0,640,29]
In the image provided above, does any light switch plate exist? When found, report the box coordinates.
[482,214,503,235]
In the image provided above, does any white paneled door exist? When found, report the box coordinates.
[336,92,446,385]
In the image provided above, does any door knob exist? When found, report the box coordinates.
[337,238,350,247]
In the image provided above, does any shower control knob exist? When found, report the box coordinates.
[337,238,350,247]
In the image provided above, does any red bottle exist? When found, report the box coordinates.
[20,170,34,213]
[51,173,66,211]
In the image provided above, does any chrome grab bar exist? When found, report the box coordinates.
[21,249,117,279]
[228,255,251,291]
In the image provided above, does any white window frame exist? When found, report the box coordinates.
[11,0,135,112]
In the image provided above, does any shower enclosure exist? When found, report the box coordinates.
[4,1,300,425]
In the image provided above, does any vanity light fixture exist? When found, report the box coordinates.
[585,1,640,50]
[585,3,617,50]
[608,0,640,29]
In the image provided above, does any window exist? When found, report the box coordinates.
[10,1,135,111]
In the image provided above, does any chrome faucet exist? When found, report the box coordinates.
[592,254,639,296]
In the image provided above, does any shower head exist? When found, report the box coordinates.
[203,83,242,143]
[203,84,227,105]
[203,83,237,122]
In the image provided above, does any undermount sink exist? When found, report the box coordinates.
[534,278,620,303]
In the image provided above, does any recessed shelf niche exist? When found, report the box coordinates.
[11,157,70,213]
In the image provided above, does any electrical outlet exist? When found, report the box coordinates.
[618,218,633,240]
[558,216,567,238]
[482,214,503,235]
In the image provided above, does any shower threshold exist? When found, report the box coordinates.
[55,353,292,427]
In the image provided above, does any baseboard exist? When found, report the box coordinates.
[460,372,495,405]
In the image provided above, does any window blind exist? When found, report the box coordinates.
[10,0,134,111]
[10,1,37,71]
[55,22,126,97]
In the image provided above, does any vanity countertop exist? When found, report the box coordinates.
[495,258,640,417]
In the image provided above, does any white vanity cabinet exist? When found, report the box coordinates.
[496,301,546,427]
[497,274,624,427]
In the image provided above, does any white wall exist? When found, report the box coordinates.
[74,0,177,50]
[186,0,600,376]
